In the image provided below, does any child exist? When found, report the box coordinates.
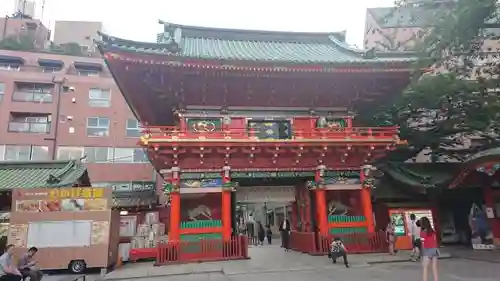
[328,237,349,268]
[265,224,272,244]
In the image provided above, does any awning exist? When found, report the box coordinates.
[37,58,64,68]
[0,55,24,64]
[74,61,103,71]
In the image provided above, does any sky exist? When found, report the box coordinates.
[1,0,395,48]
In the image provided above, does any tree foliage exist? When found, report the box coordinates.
[363,0,500,162]
[0,34,35,51]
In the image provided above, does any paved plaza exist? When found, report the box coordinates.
[42,245,499,281]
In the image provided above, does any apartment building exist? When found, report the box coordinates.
[53,21,103,53]
[0,48,157,190]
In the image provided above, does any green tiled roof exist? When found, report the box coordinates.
[0,160,89,190]
[97,21,415,64]
[381,162,459,190]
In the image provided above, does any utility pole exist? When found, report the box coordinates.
[47,76,66,160]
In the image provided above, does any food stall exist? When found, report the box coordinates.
[389,208,436,250]
[8,187,120,273]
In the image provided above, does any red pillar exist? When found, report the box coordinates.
[315,188,328,234]
[360,169,375,232]
[169,168,181,241]
[315,167,328,234]
[291,202,298,231]
[484,186,500,239]
[221,166,232,240]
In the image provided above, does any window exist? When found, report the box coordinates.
[57,146,84,160]
[41,67,60,73]
[0,63,20,71]
[12,83,53,103]
[27,220,92,248]
[83,147,112,163]
[126,119,140,137]
[112,148,148,163]
[87,117,110,137]
[78,70,99,77]
[0,82,4,102]
[88,88,111,107]
[8,115,51,133]
[4,145,49,161]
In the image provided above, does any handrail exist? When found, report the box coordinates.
[140,126,399,140]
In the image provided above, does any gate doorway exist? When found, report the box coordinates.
[236,185,294,242]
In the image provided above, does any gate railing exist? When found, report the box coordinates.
[156,236,248,265]
[290,231,388,255]
[318,231,388,254]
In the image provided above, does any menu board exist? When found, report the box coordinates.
[91,221,109,245]
[9,224,28,247]
[390,213,406,236]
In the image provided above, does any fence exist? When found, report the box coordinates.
[317,231,388,254]
[156,236,248,265]
[290,231,388,255]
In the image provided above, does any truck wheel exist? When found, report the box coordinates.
[69,260,86,274]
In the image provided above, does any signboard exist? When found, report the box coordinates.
[111,182,155,192]
[390,213,406,236]
[15,188,108,213]
[325,171,360,178]
[231,171,315,179]
[8,224,28,247]
[49,187,105,199]
[180,173,221,180]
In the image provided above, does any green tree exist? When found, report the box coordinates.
[362,0,500,162]
[0,34,35,51]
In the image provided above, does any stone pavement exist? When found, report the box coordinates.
[103,244,451,280]
[446,246,500,263]
[100,259,499,281]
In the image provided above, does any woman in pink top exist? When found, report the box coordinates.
[420,217,439,281]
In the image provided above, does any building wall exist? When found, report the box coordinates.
[0,17,49,49]
[53,21,102,52]
[0,49,156,184]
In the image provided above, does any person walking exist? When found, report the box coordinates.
[257,222,265,246]
[386,219,396,255]
[279,219,291,251]
[409,214,422,261]
[420,217,439,281]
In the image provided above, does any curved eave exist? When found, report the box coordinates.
[97,45,415,73]
[98,47,143,122]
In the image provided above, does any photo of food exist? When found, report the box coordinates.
[39,200,61,212]
[91,221,109,245]
[84,199,107,211]
[61,199,85,211]
[16,200,41,212]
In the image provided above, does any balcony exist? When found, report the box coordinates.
[140,126,402,145]
[12,91,53,103]
[8,122,50,133]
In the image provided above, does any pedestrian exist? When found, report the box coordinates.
[18,247,43,281]
[409,214,422,261]
[328,237,349,268]
[420,217,439,281]
[0,244,22,281]
[257,222,265,246]
[386,219,396,255]
[279,219,291,251]
[265,224,272,244]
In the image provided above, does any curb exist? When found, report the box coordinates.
[104,269,223,280]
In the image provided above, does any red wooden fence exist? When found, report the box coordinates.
[156,236,249,265]
[318,231,389,254]
[290,231,388,255]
